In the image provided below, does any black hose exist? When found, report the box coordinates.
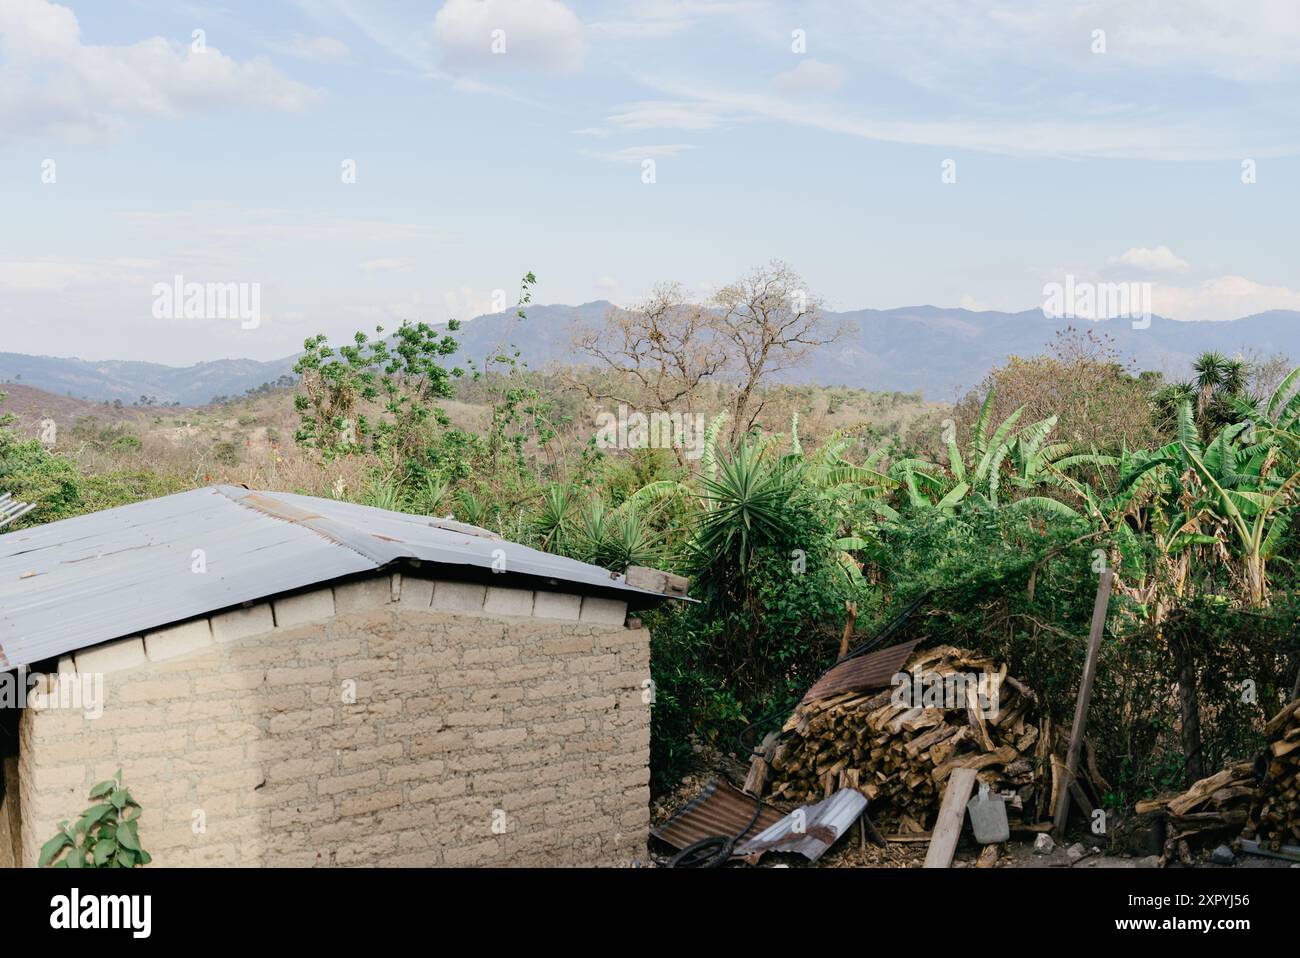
[666,789,765,868]
[667,592,934,868]
[837,590,932,663]
[735,590,933,754]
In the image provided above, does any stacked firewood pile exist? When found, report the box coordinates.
[1130,699,1300,860]
[1136,762,1255,859]
[761,646,1063,831]
[1244,698,1300,850]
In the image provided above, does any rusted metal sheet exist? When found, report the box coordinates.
[735,788,868,862]
[651,780,784,851]
[801,638,921,704]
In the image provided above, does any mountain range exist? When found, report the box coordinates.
[1,303,1295,406]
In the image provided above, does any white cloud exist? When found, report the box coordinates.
[614,1,1300,162]
[0,0,318,143]
[637,76,1276,161]
[359,259,413,274]
[606,100,730,131]
[0,260,141,291]
[1153,275,1300,321]
[1089,0,1300,82]
[1109,245,1190,273]
[271,34,350,63]
[433,0,586,74]
[772,59,844,95]
[830,0,1300,87]
[443,286,504,319]
[586,144,694,163]
[958,294,997,312]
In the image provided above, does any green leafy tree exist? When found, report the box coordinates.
[292,320,463,470]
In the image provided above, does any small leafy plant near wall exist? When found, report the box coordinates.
[38,769,152,868]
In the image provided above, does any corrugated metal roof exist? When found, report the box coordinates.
[0,485,667,671]
[800,638,922,704]
[651,780,785,851]
[735,788,868,862]
[0,492,34,531]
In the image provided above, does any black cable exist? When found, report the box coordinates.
[665,540,1094,868]
[837,590,933,663]
[667,592,934,868]
[735,589,934,754]
[665,789,765,868]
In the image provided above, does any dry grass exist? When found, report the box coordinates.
[4,378,944,506]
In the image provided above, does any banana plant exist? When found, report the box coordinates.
[890,389,1091,516]
[1183,437,1300,606]
[1232,365,1300,453]
[620,411,730,514]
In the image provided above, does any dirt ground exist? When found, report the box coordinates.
[648,750,1296,870]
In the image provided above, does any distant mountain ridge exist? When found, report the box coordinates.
[2,303,1296,405]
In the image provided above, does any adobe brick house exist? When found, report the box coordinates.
[0,487,669,867]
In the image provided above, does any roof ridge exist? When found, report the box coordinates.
[214,486,393,567]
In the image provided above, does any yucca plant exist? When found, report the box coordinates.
[572,496,660,570]
[361,478,404,512]
[687,439,809,589]
[454,489,490,528]
[413,475,450,515]
[531,482,577,553]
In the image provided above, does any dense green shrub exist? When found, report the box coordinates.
[858,510,1300,803]
[0,432,188,528]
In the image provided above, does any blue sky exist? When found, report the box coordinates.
[2,0,1299,364]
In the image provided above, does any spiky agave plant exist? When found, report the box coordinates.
[454,489,490,528]
[687,439,809,597]
[568,494,660,570]
[531,482,576,553]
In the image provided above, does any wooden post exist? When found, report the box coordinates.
[923,767,978,868]
[1053,569,1113,839]
[838,601,858,659]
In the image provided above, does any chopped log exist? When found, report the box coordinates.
[838,600,858,659]
[1245,698,1300,849]
[1085,738,1112,795]
[1151,760,1258,858]
[976,843,1001,868]
[1263,699,1300,738]
[763,646,1052,833]
[904,723,960,757]
[933,745,1018,783]
[965,684,995,752]
[923,767,978,868]
[1168,765,1248,817]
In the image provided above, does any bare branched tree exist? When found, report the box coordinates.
[570,262,842,452]
[570,282,728,410]
[710,261,842,442]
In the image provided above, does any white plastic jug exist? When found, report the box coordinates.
[966,783,1010,844]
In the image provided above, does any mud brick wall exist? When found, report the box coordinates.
[17,572,651,867]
